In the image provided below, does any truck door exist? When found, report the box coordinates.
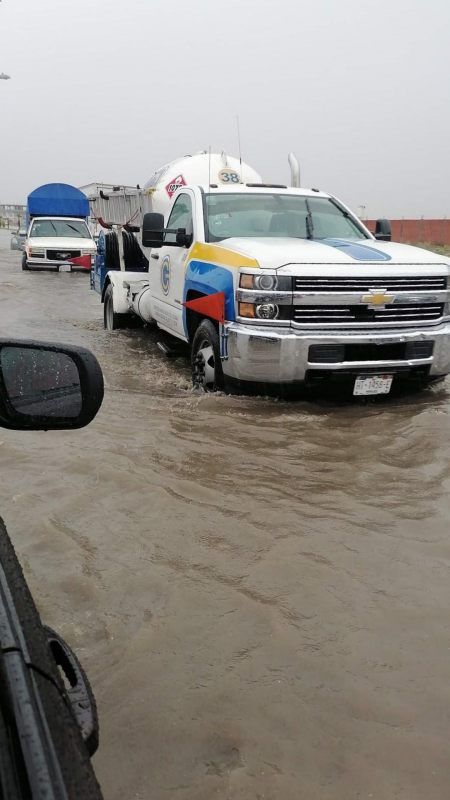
[149,192,193,339]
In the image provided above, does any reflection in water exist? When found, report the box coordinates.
[1,235,450,800]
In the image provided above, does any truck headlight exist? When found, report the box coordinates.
[239,301,291,321]
[30,247,45,255]
[239,272,292,291]
[255,303,279,320]
[255,274,277,291]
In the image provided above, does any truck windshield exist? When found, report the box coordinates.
[30,220,91,238]
[204,194,367,242]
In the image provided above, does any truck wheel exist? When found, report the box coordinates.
[104,284,126,330]
[22,253,29,270]
[191,319,224,391]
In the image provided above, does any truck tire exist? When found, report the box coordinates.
[191,319,224,391]
[0,518,103,798]
[103,284,127,330]
[22,253,30,270]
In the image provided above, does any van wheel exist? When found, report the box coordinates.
[104,284,126,330]
[191,319,224,391]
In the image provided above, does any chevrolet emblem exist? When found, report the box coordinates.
[361,288,395,308]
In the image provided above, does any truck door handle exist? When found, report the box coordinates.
[151,253,159,260]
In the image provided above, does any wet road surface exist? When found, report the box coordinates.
[1,230,450,799]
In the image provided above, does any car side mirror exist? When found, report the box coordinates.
[374,218,391,241]
[175,228,193,248]
[0,340,104,430]
[142,212,164,248]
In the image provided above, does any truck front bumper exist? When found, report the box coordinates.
[224,322,450,385]
[26,259,91,272]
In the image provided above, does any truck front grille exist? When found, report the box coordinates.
[46,249,81,261]
[293,303,444,325]
[294,276,448,292]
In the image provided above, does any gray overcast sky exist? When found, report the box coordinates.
[1,0,449,217]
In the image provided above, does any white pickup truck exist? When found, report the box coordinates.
[24,183,96,272]
[24,216,96,272]
[94,153,450,397]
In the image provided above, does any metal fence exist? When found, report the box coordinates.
[364,219,450,246]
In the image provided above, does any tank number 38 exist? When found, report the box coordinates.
[218,169,241,184]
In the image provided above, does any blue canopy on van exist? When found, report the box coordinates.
[27,183,89,219]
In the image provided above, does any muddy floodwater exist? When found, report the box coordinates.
[1,229,450,799]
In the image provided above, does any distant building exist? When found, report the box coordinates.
[0,203,26,229]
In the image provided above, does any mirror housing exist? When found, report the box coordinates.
[0,340,104,431]
[374,218,392,241]
[142,212,164,248]
[176,228,193,248]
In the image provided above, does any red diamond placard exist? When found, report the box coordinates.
[165,174,186,198]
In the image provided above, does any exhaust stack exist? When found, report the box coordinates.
[288,152,300,188]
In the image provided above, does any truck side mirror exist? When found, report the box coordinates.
[374,218,391,241]
[142,212,164,248]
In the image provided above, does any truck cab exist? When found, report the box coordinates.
[142,184,376,341]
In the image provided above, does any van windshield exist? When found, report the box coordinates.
[204,193,367,243]
[30,220,91,239]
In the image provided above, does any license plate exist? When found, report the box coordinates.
[59,263,71,272]
[353,374,393,396]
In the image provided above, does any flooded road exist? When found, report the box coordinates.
[1,230,450,799]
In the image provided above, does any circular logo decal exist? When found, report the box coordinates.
[161,255,171,295]
[218,168,241,184]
